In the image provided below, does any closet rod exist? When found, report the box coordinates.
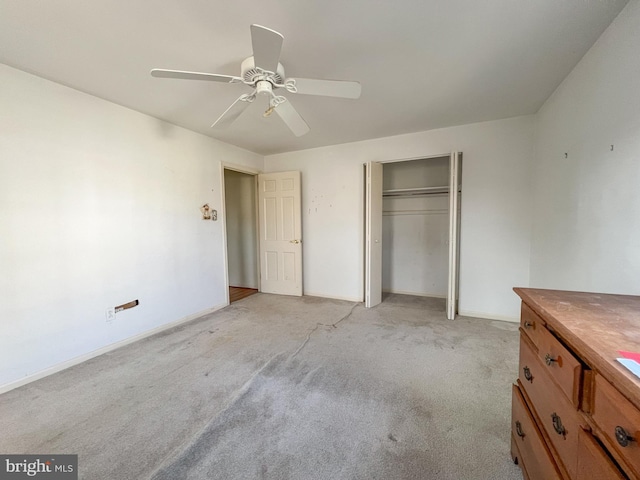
[383,186,459,197]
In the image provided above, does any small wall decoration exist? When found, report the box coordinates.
[201,204,212,220]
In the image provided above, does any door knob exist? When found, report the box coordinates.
[290,239,300,244]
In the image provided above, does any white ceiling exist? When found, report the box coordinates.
[0,0,628,155]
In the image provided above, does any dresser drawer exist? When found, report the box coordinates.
[592,374,640,478]
[512,383,562,480]
[576,427,626,479]
[537,325,582,408]
[518,335,582,479]
[519,334,542,395]
[520,303,545,350]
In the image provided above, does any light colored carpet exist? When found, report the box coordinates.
[0,293,522,480]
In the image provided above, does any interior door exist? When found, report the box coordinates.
[447,151,461,320]
[365,161,383,308]
[258,171,303,296]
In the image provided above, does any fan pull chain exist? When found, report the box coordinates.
[264,94,287,117]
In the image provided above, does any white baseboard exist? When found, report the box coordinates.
[458,309,519,323]
[303,292,363,303]
[0,303,227,395]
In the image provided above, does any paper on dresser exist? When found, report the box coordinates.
[617,358,640,379]
[618,350,640,363]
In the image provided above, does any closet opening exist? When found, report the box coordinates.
[365,152,462,318]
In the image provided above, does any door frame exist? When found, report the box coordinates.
[363,152,461,316]
[220,162,261,306]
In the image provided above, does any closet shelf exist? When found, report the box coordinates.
[382,186,450,197]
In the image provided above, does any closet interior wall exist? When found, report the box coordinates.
[382,157,451,298]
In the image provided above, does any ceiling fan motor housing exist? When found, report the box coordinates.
[256,80,273,96]
[241,56,285,86]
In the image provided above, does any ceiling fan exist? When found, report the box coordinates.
[151,24,362,137]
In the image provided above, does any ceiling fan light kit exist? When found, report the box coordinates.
[151,24,361,137]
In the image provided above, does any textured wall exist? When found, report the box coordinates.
[530,0,640,292]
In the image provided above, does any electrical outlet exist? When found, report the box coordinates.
[212,209,217,221]
[105,308,115,323]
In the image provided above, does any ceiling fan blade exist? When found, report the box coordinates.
[151,69,242,83]
[274,99,310,137]
[290,78,361,99]
[250,24,284,73]
[211,94,254,129]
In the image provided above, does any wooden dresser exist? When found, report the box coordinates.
[511,288,640,480]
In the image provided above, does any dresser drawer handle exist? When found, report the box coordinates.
[524,321,533,329]
[523,366,533,382]
[545,353,558,366]
[515,421,525,438]
[615,426,635,447]
[551,413,566,436]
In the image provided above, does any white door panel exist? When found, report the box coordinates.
[447,151,461,320]
[365,161,383,308]
[258,171,302,296]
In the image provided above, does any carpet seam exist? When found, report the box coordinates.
[290,303,360,359]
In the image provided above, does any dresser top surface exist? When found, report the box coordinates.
[514,288,640,408]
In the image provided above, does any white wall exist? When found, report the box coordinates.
[0,64,262,389]
[265,116,535,319]
[530,0,640,292]
[224,169,258,289]
[382,158,450,297]
[382,195,450,297]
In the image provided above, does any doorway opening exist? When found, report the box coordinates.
[223,167,259,303]
[222,166,303,303]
